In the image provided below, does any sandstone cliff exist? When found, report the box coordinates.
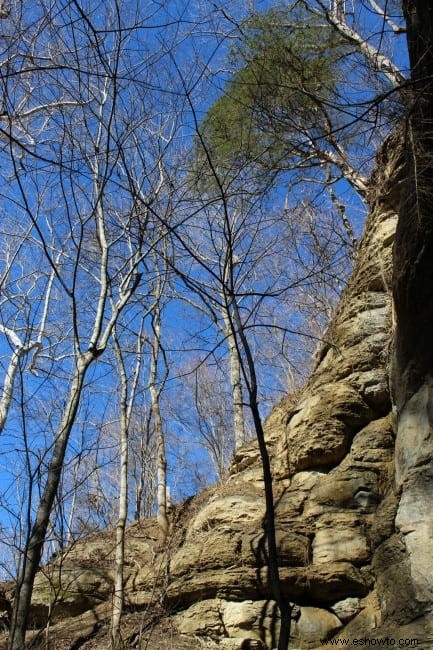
[2,129,431,649]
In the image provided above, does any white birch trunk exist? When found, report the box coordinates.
[222,309,245,450]
[111,322,143,648]
[149,303,168,539]
[111,360,128,649]
[0,346,24,434]
[319,0,406,87]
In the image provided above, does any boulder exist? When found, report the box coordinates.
[312,527,369,565]
[222,600,280,648]
[175,599,224,638]
[296,607,342,647]
[330,597,362,623]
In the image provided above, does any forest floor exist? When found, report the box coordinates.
[0,608,208,650]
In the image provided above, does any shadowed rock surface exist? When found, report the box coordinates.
[2,130,431,649]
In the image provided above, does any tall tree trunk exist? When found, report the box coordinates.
[149,305,168,539]
[133,428,151,521]
[111,322,143,648]
[223,310,245,450]
[8,357,90,650]
[0,347,25,434]
[230,300,292,650]
[111,358,129,649]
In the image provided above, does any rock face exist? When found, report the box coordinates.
[4,130,432,649]
[390,6,433,645]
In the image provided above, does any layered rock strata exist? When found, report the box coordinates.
[164,131,403,648]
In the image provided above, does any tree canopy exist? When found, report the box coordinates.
[196,5,346,188]
[195,2,403,200]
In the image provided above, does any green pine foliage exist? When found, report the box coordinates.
[196,5,343,188]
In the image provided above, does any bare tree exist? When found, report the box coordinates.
[166,6,408,639]
[147,275,170,539]
[111,317,145,649]
[0,2,173,646]
[0,245,57,435]
[172,358,234,480]
[314,0,406,87]
[171,200,294,649]
[129,408,157,522]
[221,307,246,450]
